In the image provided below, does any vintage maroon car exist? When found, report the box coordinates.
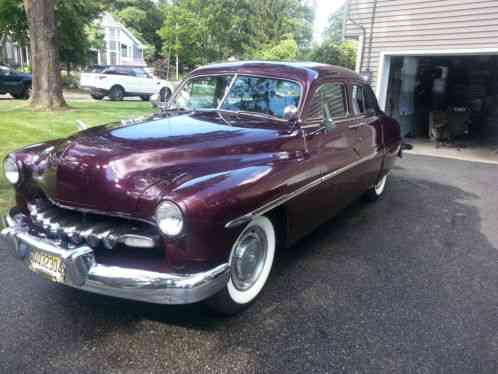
[1,62,402,314]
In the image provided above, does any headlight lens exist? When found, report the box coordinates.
[155,201,184,236]
[3,157,20,185]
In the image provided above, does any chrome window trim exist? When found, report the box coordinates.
[225,152,379,229]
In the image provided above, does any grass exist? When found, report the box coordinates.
[0,99,153,213]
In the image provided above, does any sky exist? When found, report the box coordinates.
[313,0,346,42]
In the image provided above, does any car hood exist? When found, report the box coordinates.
[33,112,293,217]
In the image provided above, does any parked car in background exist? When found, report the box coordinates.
[1,62,402,315]
[80,65,175,102]
[0,65,32,99]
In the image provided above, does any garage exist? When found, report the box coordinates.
[382,53,498,152]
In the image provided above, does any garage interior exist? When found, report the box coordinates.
[385,55,498,159]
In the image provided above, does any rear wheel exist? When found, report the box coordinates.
[109,85,125,101]
[159,87,171,102]
[364,174,388,202]
[12,86,31,100]
[206,216,276,315]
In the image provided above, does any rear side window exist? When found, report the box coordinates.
[352,84,379,114]
[352,85,366,114]
[364,85,379,112]
[304,83,347,121]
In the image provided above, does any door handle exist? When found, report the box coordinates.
[348,123,367,129]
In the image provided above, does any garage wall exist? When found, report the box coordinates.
[345,0,498,91]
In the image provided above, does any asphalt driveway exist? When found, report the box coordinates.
[0,154,497,374]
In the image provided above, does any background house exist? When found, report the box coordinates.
[95,13,146,67]
[344,0,498,147]
[1,12,146,70]
[0,37,29,68]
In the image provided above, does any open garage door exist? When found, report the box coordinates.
[377,51,498,163]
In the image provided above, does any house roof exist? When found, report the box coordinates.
[101,12,145,49]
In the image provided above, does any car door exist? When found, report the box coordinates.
[132,68,155,95]
[350,83,384,190]
[287,81,358,242]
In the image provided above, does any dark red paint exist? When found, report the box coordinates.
[9,62,402,272]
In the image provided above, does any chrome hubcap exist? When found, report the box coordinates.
[231,226,268,291]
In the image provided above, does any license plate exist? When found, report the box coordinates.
[28,250,65,283]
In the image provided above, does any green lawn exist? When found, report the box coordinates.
[0,100,153,213]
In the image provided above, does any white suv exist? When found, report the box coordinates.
[80,66,175,102]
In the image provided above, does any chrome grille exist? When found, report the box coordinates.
[26,200,159,250]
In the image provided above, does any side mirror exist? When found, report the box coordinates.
[284,105,299,131]
[283,105,299,122]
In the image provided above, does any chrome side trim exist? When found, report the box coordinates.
[225,153,379,229]
[1,215,230,305]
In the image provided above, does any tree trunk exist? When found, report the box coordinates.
[24,0,66,110]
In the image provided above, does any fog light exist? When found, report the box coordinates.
[122,235,155,248]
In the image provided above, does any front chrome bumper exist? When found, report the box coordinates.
[1,211,230,305]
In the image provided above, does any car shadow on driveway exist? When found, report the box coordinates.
[1,164,497,373]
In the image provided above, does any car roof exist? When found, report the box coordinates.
[190,61,359,83]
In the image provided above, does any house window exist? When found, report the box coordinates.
[108,41,117,51]
[133,46,143,60]
[110,52,117,65]
[121,44,128,58]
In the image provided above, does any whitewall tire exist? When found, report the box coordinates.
[364,174,388,202]
[207,216,276,315]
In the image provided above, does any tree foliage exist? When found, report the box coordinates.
[308,40,356,70]
[158,0,314,72]
[307,5,357,70]
[253,36,299,61]
[0,0,103,69]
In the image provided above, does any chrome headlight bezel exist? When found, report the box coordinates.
[3,156,21,185]
[155,200,184,237]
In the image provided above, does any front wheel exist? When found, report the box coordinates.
[206,216,276,315]
[364,174,388,202]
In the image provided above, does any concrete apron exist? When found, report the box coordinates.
[405,139,498,165]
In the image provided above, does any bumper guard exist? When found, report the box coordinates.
[0,211,230,305]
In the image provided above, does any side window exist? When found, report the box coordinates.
[364,85,379,112]
[304,83,347,122]
[352,85,365,114]
[134,68,149,78]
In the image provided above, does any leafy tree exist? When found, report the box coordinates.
[158,0,314,72]
[308,40,356,70]
[0,0,28,46]
[56,0,103,74]
[252,36,299,61]
[0,0,103,71]
[307,5,356,70]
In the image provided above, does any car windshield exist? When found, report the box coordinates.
[170,75,301,119]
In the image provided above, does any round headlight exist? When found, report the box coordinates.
[3,157,20,185]
[156,201,184,236]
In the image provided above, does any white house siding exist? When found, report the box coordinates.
[98,13,146,67]
[345,0,498,92]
